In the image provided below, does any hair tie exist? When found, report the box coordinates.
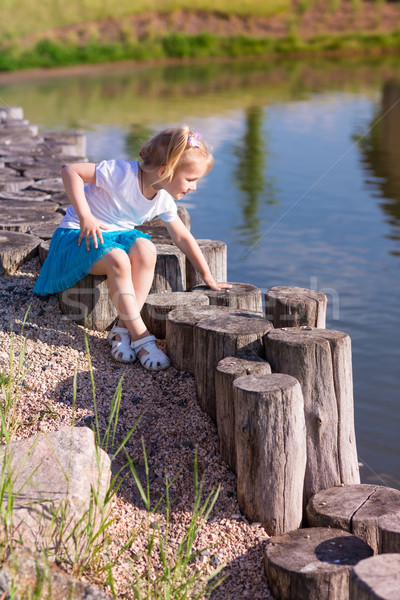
[188,131,202,148]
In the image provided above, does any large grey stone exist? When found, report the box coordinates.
[0,547,112,599]
[0,427,111,560]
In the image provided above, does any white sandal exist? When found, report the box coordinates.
[107,324,136,364]
[131,334,170,371]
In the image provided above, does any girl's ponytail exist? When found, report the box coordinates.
[139,126,213,183]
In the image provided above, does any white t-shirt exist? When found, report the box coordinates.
[60,159,178,231]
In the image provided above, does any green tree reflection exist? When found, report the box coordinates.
[357,80,400,256]
[233,106,279,247]
[125,123,154,160]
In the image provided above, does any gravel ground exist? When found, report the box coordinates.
[0,256,273,599]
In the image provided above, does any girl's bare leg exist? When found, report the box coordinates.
[89,248,150,341]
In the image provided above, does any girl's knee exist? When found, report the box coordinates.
[101,248,131,276]
[130,238,157,268]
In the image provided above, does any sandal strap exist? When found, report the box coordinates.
[108,325,130,341]
[131,334,157,351]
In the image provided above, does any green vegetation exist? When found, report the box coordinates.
[1,29,400,73]
[0,317,224,597]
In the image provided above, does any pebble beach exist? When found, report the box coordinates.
[0,255,272,599]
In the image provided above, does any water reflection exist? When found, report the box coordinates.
[357,80,400,255]
[232,106,279,246]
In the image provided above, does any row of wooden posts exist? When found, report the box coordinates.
[1,106,400,599]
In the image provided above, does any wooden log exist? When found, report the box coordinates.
[30,178,65,194]
[151,244,186,293]
[264,328,360,505]
[194,312,273,421]
[234,373,306,533]
[43,131,87,157]
[29,223,60,240]
[0,190,51,202]
[0,176,34,192]
[306,484,400,554]
[38,241,50,265]
[265,527,373,600]
[135,224,174,244]
[186,239,227,289]
[23,166,64,181]
[265,286,327,328]
[58,275,117,332]
[349,554,400,600]
[0,106,24,121]
[378,514,400,554]
[0,207,62,233]
[215,356,271,474]
[48,191,70,208]
[141,205,190,229]
[166,304,234,373]
[0,231,41,274]
[191,282,262,312]
[141,291,209,339]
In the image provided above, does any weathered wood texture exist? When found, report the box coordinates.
[58,274,117,331]
[349,554,400,600]
[29,223,60,240]
[234,373,306,533]
[30,177,65,194]
[265,527,373,600]
[38,241,50,265]
[191,282,262,313]
[151,244,186,293]
[264,328,360,505]
[0,106,24,121]
[0,205,62,233]
[186,239,227,289]
[166,305,235,373]
[141,291,209,339]
[0,230,41,274]
[141,205,190,229]
[265,286,327,328]
[378,513,400,554]
[307,484,400,554]
[0,176,34,192]
[215,356,271,474]
[194,313,273,421]
[0,190,51,201]
[43,130,87,157]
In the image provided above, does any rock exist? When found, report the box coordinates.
[0,427,111,560]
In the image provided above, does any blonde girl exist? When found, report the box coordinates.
[34,126,230,371]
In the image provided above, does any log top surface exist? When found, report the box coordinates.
[168,304,242,326]
[0,190,51,201]
[0,230,41,245]
[266,286,327,302]
[196,312,273,335]
[0,200,57,212]
[233,372,299,394]
[308,484,400,522]
[145,291,209,307]
[217,355,271,375]
[154,243,184,255]
[265,527,373,572]
[192,282,260,297]
[266,327,349,344]
[352,554,400,597]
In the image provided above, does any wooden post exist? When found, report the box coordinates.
[194,313,273,421]
[350,554,400,600]
[378,514,400,553]
[58,274,117,332]
[264,328,360,505]
[234,373,306,534]
[265,527,373,600]
[306,484,400,553]
[191,282,262,313]
[265,286,327,328]
[215,356,271,474]
[166,305,234,374]
[0,231,40,274]
[186,239,227,289]
[151,244,186,293]
[141,291,209,339]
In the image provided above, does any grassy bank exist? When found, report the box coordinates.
[1,1,400,73]
[2,30,400,73]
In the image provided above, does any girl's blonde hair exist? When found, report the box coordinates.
[139,126,213,183]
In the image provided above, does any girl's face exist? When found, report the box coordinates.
[160,159,210,200]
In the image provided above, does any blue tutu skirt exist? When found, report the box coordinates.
[33,227,151,296]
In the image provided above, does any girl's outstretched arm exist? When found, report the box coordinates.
[61,163,108,250]
[165,217,232,291]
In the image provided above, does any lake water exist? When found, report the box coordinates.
[1,56,399,488]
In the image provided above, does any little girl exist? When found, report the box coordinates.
[34,126,230,371]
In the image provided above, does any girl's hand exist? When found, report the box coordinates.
[78,215,109,250]
[202,276,233,292]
